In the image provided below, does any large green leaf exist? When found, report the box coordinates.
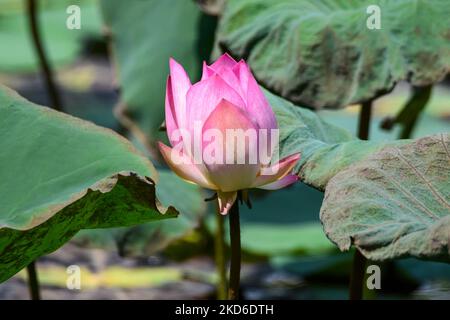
[321,134,450,262]
[0,86,176,282]
[101,0,215,141]
[216,0,450,109]
[266,90,407,190]
[74,170,207,257]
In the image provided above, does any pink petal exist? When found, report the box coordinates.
[168,58,191,131]
[165,76,180,147]
[186,74,246,134]
[257,174,298,190]
[209,53,238,72]
[202,99,260,192]
[158,142,216,190]
[201,61,215,81]
[232,60,250,94]
[204,64,244,98]
[217,191,237,215]
[252,153,300,188]
[245,64,277,130]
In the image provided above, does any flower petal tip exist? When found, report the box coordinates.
[217,191,237,215]
[257,173,299,190]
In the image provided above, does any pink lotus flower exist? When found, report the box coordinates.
[158,53,300,214]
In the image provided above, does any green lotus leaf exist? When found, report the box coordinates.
[266,89,407,190]
[216,0,450,109]
[0,86,176,283]
[74,170,207,257]
[321,134,450,262]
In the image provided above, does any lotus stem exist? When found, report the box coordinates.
[380,85,432,139]
[25,0,60,300]
[349,100,373,300]
[399,85,432,139]
[214,203,228,299]
[26,261,41,300]
[228,194,241,300]
[26,0,64,112]
[357,100,372,140]
[349,250,367,300]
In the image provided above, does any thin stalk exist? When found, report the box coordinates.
[214,205,228,300]
[349,250,367,300]
[357,100,372,140]
[26,261,41,300]
[349,100,373,300]
[25,0,65,300]
[26,0,63,111]
[398,86,432,139]
[380,85,433,139]
[228,196,241,300]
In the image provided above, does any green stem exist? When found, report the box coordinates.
[214,206,228,300]
[25,0,63,301]
[349,100,373,300]
[228,196,241,300]
[26,0,63,112]
[398,86,432,139]
[349,250,367,300]
[358,100,372,140]
[26,261,41,300]
[380,85,433,139]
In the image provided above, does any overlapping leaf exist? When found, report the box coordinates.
[0,86,176,282]
[216,0,450,109]
[321,134,450,261]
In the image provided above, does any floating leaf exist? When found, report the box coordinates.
[74,170,207,257]
[321,134,450,262]
[0,86,176,282]
[216,0,450,109]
